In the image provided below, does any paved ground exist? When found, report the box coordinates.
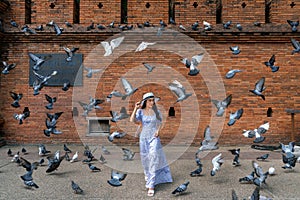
[0,144,299,200]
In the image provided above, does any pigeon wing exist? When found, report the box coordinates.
[121,78,133,93]
[191,53,204,67]
[33,70,45,80]
[255,77,265,92]
[101,41,112,56]
[110,36,125,50]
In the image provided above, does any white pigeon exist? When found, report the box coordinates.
[211,153,224,176]
[135,42,156,52]
[268,166,275,175]
[101,36,125,56]
[70,151,78,163]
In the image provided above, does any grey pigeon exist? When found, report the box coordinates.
[291,38,300,54]
[239,171,255,183]
[120,77,138,100]
[192,21,199,31]
[211,153,224,176]
[236,23,242,31]
[212,94,232,116]
[168,80,192,103]
[250,187,260,200]
[108,131,126,142]
[229,148,241,166]
[21,169,39,189]
[44,112,63,137]
[39,158,44,166]
[225,69,242,79]
[110,107,130,122]
[223,20,232,29]
[71,181,83,194]
[53,23,62,36]
[254,21,261,27]
[101,145,110,155]
[282,153,297,169]
[108,21,115,28]
[227,108,243,126]
[65,21,72,27]
[190,166,202,177]
[22,147,27,155]
[256,153,269,161]
[230,46,240,55]
[242,129,256,138]
[84,66,103,78]
[19,157,39,172]
[172,181,189,195]
[13,107,30,124]
[122,147,135,161]
[253,129,265,143]
[203,21,212,31]
[21,25,36,35]
[101,36,124,56]
[10,91,23,108]
[97,24,106,30]
[169,17,176,25]
[252,161,269,187]
[62,81,70,91]
[107,170,127,187]
[28,53,49,71]
[264,55,279,72]
[106,90,124,100]
[198,125,218,151]
[249,77,266,100]
[45,94,57,110]
[38,144,51,156]
[46,153,65,173]
[1,61,16,74]
[142,63,155,73]
[10,20,18,28]
[78,97,104,117]
[86,22,95,31]
[181,53,204,76]
[35,25,44,31]
[257,122,269,134]
[32,70,58,95]
[280,141,295,159]
[63,46,79,62]
[64,144,72,153]
[287,20,299,32]
[179,23,186,31]
[88,163,101,172]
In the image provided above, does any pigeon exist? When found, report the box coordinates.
[101,145,110,155]
[228,148,240,166]
[168,80,193,103]
[22,147,27,155]
[232,189,238,200]
[280,141,295,159]
[13,107,30,124]
[264,55,279,72]
[107,170,127,187]
[19,157,39,172]
[88,163,101,172]
[1,61,16,74]
[35,25,44,31]
[252,129,266,143]
[122,147,135,161]
[71,181,83,194]
[236,23,242,31]
[291,38,300,54]
[62,81,70,91]
[39,158,45,166]
[192,21,199,31]
[32,70,58,95]
[11,151,20,163]
[253,21,261,27]
[190,166,203,177]
[135,42,156,52]
[46,153,65,173]
[227,108,243,126]
[78,97,104,117]
[119,77,138,100]
[106,90,124,100]
[229,46,240,55]
[10,91,23,108]
[45,94,57,110]
[256,153,269,161]
[239,171,255,183]
[44,112,63,137]
[21,25,36,35]
[101,36,125,56]
[268,166,275,175]
[108,21,115,28]
[211,153,224,176]
[97,24,106,30]
[225,69,242,79]
[179,23,186,31]
[38,144,51,156]
[64,144,72,153]
[142,63,155,73]
[181,53,204,76]
[287,20,299,32]
[63,46,79,62]
[169,17,176,25]
[249,187,260,200]
[65,21,73,27]
[203,21,212,31]
[7,148,12,156]
[212,94,232,116]
[110,107,130,122]
[84,66,103,78]
[242,129,256,138]
[28,53,50,71]
[108,131,127,142]
[282,153,297,169]
[252,161,269,187]
[172,181,190,195]
[249,77,266,100]
[70,151,78,163]
[86,22,95,31]
[65,152,70,161]
[159,19,167,27]
[10,20,18,28]
[23,180,39,189]
[21,169,39,189]
[99,154,107,164]
[198,125,219,151]
[223,20,232,29]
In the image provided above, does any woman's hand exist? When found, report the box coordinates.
[154,131,159,138]
[135,101,141,109]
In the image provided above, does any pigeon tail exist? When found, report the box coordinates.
[188,69,199,76]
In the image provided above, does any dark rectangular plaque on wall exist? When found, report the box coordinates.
[28,53,83,86]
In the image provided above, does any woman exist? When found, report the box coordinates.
[130,92,173,197]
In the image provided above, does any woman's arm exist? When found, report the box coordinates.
[130,101,141,124]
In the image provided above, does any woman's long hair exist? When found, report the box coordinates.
[141,100,162,121]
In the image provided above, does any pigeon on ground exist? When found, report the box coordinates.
[236,23,242,31]
[71,181,83,194]
[53,23,63,36]
[110,107,130,122]
[64,144,72,153]
[70,151,78,163]
[135,42,156,52]
[65,152,70,161]
[249,77,266,100]
[142,63,155,73]
[13,107,30,124]
[211,153,224,176]
[11,151,20,163]
[10,91,23,108]
[108,21,115,28]
[65,21,73,27]
[63,46,79,62]
[97,24,106,30]
[99,154,107,164]
[223,21,232,29]
[120,77,138,100]
[282,153,297,169]
[291,38,300,54]
[84,66,103,78]
[254,21,261,26]
[78,97,104,117]
[252,161,269,187]
[228,148,241,166]
[228,108,243,126]
[169,17,176,25]
[192,21,199,31]
[38,144,51,156]
[35,25,44,31]
[287,20,299,32]
[256,153,269,161]
[179,23,186,31]
[7,149,12,157]
[21,25,36,35]
[22,147,28,155]
[229,46,240,55]
[198,125,219,151]
[108,131,127,142]
[45,94,57,110]
[239,171,255,183]
[21,169,39,189]
[122,148,135,161]
[212,94,232,117]
[264,55,279,72]
[225,69,243,79]
[172,181,190,195]
[101,36,125,56]
[62,81,70,91]
[203,21,212,31]
[181,53,204,76]
[86,22,95,31]
[1,61,16,74]
[46,153,65,173]
[101,146,110,155]
[10,20,18,28]
[107,170,127,187]
[88,163,101,172]
[168,80,192,103]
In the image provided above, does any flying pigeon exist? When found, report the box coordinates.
[135,42,156,52]
[256,153,269,161]
[21,170,39,189]
[19,157,39,172]
[223,21,232,29]
[84,66,103,78]
[172,181,190,195]
[44,112,63,137]
[228,148,241,166]
[142,63,155,73]
[101,36,125,56]
[280,141,295,159]
[291,38,300,54]
[211,153,224,176]
[264,55,279,72]
[122,148,135,161]
[106,90,124,100]
[198,125,218,151]
[120,77,138,100]
[45,94,57,110]
[70,151,78,163]
[13,107,30,124]
[282,153,297,169]
[1,61,16,74]
[107,170,127,187]
[212,94,232,116]
[38,144,51,156]
[88,163,101,172]
[249,77,266,100]
[63,46,79,62]
[287,20,299,32]
[62,81,70,91]
[108,131,127,142]
[78,97,104,117]
[227,108,243,126]
[252,161,269,187]
[229,46,240,55]
[257,122,269,134]
[225,69,242,79]
[64,144,72,153]
[46,153,65,173]
[101,146,110,155]
[168,80,192,103]
[110,107,130,122]
[28,53,50,71]
[10,91,23,108]
[239,171,255,183]
[32,70,58,95]
[71,181,83,194]
[181,53,204,76]
[242,129,256,138]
